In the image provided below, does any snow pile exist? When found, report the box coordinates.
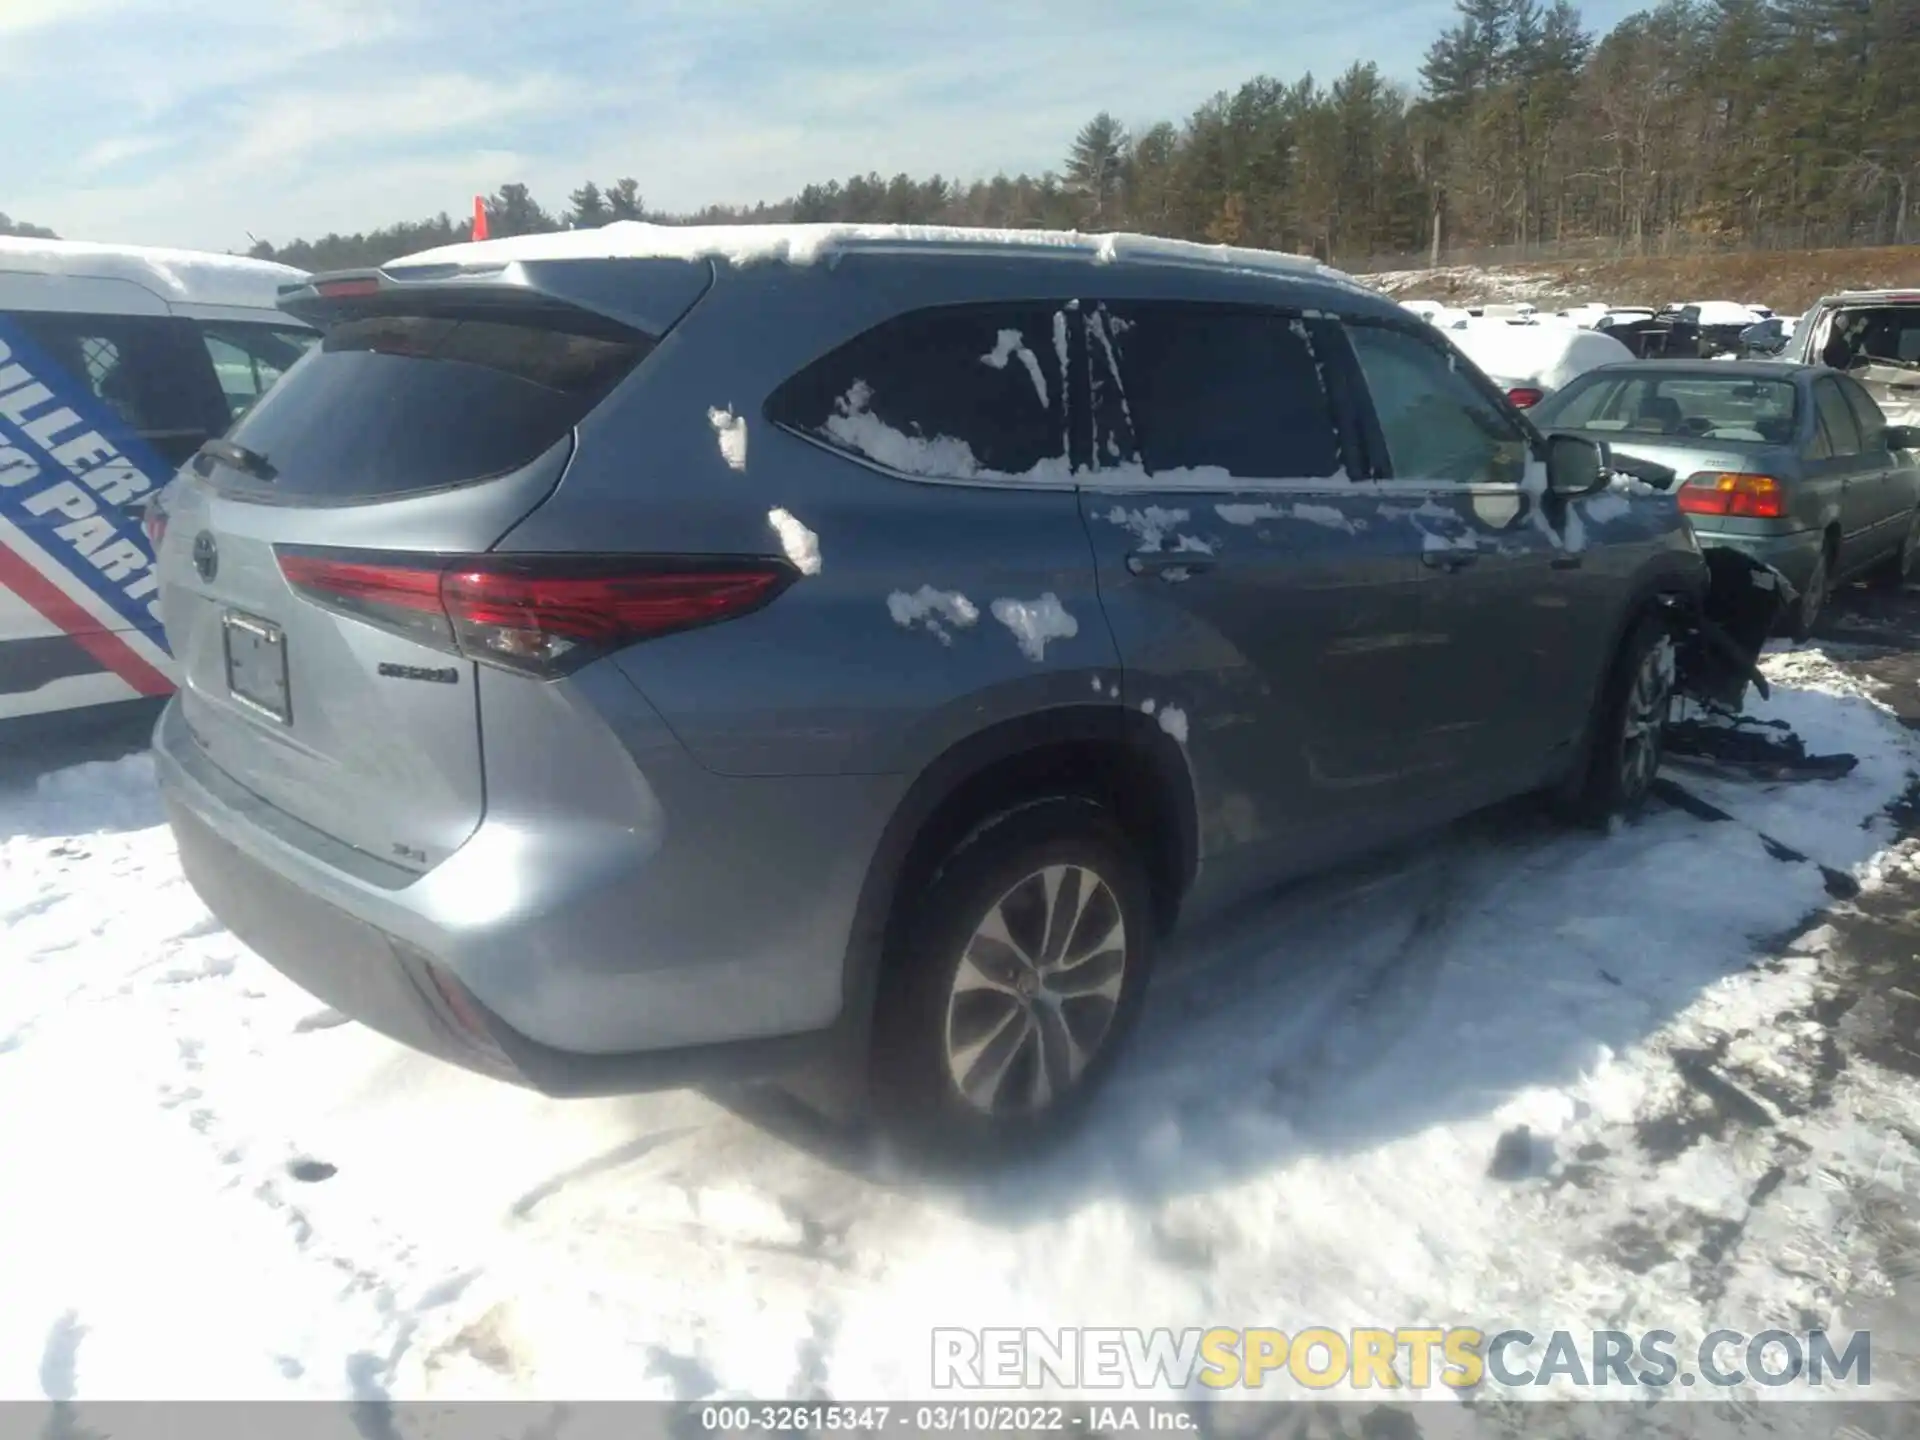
[707,407,747,470]
[821,380,1073,485]
[765,507,819,575]
[990,594,1078,661]
[3,647,1919,1409]
[1444,320,1635,392]
[0,237,309,312]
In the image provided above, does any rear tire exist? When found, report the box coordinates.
[1563,614,1676,827]
[870,797,1155,1166]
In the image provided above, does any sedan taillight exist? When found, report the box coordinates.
[1676,472,1787,520]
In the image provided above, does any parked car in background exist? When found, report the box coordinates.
[1554,303,1613,328]
[147,223,1767,1160]
[0,239,314,735]
[1530,359,1920,636]
[1673,302,1766,358]
[1442,318,1635,409]
[1785,291,1920,431]
[1593,309,1667,356]
[1738,316,1795,357]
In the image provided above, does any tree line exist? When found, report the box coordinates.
[20,0,1920,272]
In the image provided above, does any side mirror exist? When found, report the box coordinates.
[1885,425,1920,452]
[1546,433,1609,497]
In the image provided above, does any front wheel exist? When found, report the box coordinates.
[1563,615,1676,826]
[870,797,1155,1165]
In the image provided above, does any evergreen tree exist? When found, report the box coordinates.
[1065,113,1130,223]
[568,182,609,229]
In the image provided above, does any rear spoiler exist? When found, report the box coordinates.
[276,256,715,338]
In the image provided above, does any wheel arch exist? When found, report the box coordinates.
[839,704,1198,1041]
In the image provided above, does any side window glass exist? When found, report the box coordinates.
[1808,412,1833,460]
[199,324,317,423]
[1814,379,1863,457]
[1085,302,1344,480]
[766,303,1070,482]
[5,312,227,465]
[1345,323,1529,484]
[1839,376,1887,452]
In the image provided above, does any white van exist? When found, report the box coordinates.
[0,239,312,732]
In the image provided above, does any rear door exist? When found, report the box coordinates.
[1838,374,1915,541]
[156,294,655,876]
[1076,299,1433,901]
[1812,375,1885,571]
[0,311,218,715]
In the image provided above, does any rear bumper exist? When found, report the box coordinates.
[1687,526,1823,593]
[152,691,899,1097]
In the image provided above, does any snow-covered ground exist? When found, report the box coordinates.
[5,646,1920,1420]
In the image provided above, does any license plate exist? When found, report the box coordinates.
[223,611,291,724]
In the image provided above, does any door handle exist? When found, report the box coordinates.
[1420,550,1477,572]
[1127,552,1215,576]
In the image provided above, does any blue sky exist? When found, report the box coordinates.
[4,0,1647,253]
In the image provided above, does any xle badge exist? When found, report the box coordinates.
[377,662,460,684]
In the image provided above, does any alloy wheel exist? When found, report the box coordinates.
[943,864,1128,1116]
[1619,634,1676,803]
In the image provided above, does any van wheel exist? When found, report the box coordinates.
[870,797,1154,1165]
[1564,615,1676,827]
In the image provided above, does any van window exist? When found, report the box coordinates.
[767,303,1071,482]
[3,312,228,467]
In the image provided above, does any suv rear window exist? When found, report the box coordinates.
[767,303,1071,482]
[219,305,649,500]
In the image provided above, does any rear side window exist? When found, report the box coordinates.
[221,305,649,500]
[1345,323,1529,485]
[1087,302,1343,480]
[1839,375,1888,450]
[767,304,1069,481]
[1814,378,1863,457]
[4,311,228,467]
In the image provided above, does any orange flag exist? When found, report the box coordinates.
[472,196,489,242]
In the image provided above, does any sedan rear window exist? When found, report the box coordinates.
[1536,374,1799,443]
[218,306,649,500]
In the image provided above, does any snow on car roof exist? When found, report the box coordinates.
[1443,319,1636,391]
[390,221,1369,291]
[0,237,309,312]
[1686,300,1764,325]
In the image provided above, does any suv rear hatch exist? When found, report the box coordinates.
[156,260,711,878]
[1797,297,1920,426]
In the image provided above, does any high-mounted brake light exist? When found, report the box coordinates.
[1507,386,1546,409]
[1676,471,1787,520]
[315,277,381,299]
[276,550,796,677]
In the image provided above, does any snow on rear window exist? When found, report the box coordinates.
[767,303,1070,483]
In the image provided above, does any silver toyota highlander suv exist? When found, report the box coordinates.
[148,224,1763,1160]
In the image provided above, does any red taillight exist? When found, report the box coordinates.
[315,277,380,299]
[276,550,794,676]
[1676,472,1787,520]
[1507,387,1546,409]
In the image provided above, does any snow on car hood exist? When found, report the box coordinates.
[1443,321,1635,391]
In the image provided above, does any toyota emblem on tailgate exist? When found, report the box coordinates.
[192,531,218,582]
